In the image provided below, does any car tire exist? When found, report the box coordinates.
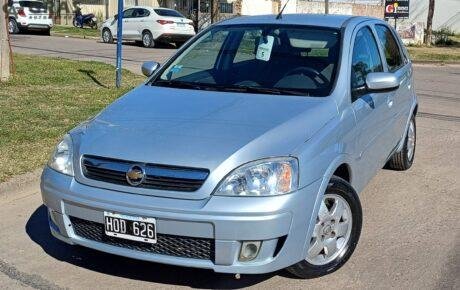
[43,28,51,36]
[142,31,155,48]
[102,28,114,44]
[286,176,362,279]
[8,18,19,34]
[385,115,416,171]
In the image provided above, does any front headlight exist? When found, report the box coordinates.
[48,134,74,176]
[214,157,299,197]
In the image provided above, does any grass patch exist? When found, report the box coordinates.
[0,54,144,182]
[407,46,460,63]
[51,25,100,39]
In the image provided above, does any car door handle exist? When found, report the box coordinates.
[387,97,394,108]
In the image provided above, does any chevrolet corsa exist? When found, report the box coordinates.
[41,14,418,278]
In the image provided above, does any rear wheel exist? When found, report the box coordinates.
[8,18,19,34]
[287,177,362,279]
[102,28,113,44]
[386,115,416,171]
[142,31,155,48]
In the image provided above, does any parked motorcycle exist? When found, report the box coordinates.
[73,5,97,29]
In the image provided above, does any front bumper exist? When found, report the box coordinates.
[41,167,322,274]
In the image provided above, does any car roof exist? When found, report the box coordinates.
[126,6,177,11]
[218,14,375,29]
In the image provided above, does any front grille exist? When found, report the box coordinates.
[82,155,209,192]
[70,217,215,261]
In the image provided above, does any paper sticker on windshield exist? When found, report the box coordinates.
[256,35,274,62]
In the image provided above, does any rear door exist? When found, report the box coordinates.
[128,8,150,40]
[374,24,413,148]
[350,25,390,186]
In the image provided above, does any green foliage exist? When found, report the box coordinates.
[0,55,143,182]
[433,27,457,46]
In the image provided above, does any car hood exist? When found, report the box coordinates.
[73,85,337,199]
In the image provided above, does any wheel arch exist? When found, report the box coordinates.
[300,154,355,258]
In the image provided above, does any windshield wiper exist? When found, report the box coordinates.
[231,86,308,96]
[153,81,308,96]
[152,80,208,90]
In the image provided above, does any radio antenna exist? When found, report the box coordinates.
[276,0,290,20]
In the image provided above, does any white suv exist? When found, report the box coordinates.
[101,7,196,48]
[8,0,53,35]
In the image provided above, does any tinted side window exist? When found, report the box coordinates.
[133,8,150,18]
[375,25,403,71]
[123,9,134,18]
[351,27,383,99]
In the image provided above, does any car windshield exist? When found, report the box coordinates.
[154,9,184,18]
[152,24,341,96]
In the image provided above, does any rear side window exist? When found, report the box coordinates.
[154,9,184,18]
[123,9,135,18]
[351,27,383,99]
[375,25,404,71]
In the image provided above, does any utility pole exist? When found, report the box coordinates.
[425,0,435,45]
[1,0,11,81]
[115,0,123,87]
[325,0,329,14]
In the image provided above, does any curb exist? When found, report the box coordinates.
[0,168,42,199]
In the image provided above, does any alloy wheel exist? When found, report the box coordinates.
[306,193,353,266]
[103,30,110,43]
[143,33,151,47]
[8,20,14,34]
[407,119,416,161]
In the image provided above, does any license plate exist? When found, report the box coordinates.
[104,212,157,244]
[177,23,185,27]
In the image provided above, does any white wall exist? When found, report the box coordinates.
[240,0,275,15]
[280,0,298,14]
[407,0,460,32]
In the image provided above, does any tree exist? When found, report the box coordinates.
[0,0,11,81]
[425,0,435,45]
[210,0,219,24]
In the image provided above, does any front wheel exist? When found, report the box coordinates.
[141,31,155,48]
[101,28,113,44]
[287,176,362,279]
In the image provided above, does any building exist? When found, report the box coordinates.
[55,0,385,26]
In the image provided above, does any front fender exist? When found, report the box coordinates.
[300,154,354,259]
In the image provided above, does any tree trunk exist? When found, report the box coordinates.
[325,0,329,14]
[425,0,435,45]
[210,0,219,24]
[1,0,11,81]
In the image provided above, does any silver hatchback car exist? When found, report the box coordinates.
[41,14,417,278]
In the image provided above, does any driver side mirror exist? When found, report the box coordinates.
[141,61,160,77]
[352,72,399,99]
[366,72,399,92]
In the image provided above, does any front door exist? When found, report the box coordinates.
[350,25,391,189]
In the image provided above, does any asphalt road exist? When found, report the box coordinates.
[11,34,174,74]
[2,34,459,290]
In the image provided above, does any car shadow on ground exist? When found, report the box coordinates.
[26,205,287,288]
